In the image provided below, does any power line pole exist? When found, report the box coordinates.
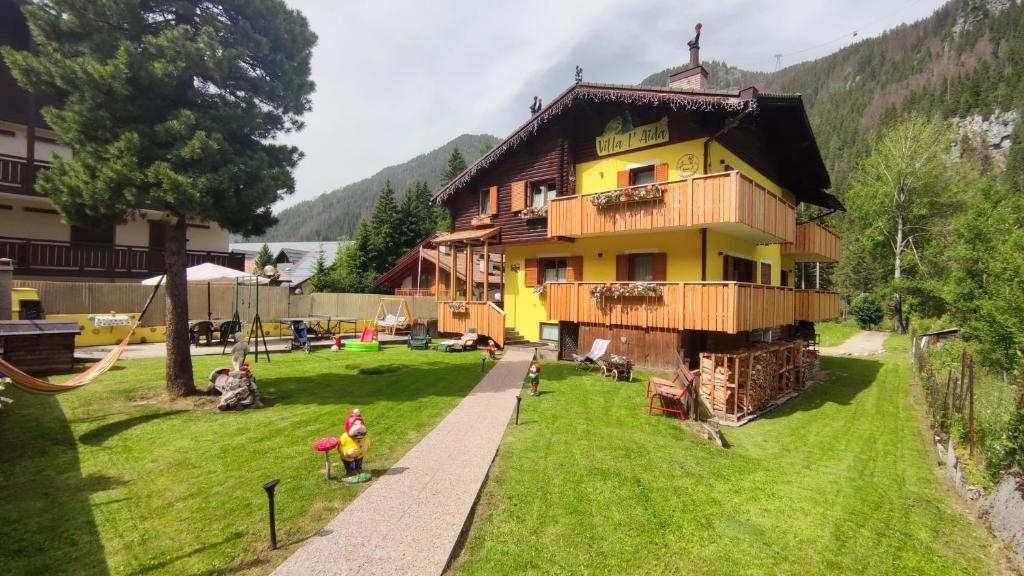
[774,53,782,70]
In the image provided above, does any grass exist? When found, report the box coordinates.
[449,338,997,575]
[0,345,490,576]
[816,318,862,347]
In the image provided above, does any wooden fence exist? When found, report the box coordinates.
[912,333,976,456]
[12,280,436,326]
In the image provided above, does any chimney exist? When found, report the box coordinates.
[668,23,709,91]
[0,258,12,321]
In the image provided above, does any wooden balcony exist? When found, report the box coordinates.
[436,301,506,347]
[547,171,796,244]
[795,289,841,322]
[0,154,50,196]
[544,282,825,334]
[0,236,244,278]
[395,288,435,297]
[782,221,840,262]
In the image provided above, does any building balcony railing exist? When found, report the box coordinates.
[0,236,244,278]
[544,281,838,334]
[0,154,50,196]
[395,288,435,297]
[781,221,840,262]
[436,301,506,347]
[547,170,796,244]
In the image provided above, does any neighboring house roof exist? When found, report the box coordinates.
[231,241,349,286]
[431,81,842,211]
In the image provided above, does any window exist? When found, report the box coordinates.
[630,165,656,186]
[628,254,654,281]
[781,270,790,287]
[479,188,492,216]
[539,323,559,342]
[760,262,772,285]
[70,224,115,245]
[543,258,568,283]
[723,255,756,283]
[530,181,557,209]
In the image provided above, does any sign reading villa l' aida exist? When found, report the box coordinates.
[595,114,669,156]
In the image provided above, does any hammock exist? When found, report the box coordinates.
[0,277,162,395]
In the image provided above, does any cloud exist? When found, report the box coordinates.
[280,0,946,208]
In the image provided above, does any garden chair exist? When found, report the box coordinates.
[408,323,431,350]
[646,364,696,397]
[189,321,215,347]
[573,338,610,370]
[648,370,694,421]
[454,328,479,351]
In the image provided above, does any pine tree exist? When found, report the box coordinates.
[343,222,377,293]
[3,1,315,397]
[1006,119,1024,194]
[440,146,467,187]
[397,181,438,249]
[308,246,330,292]
[253,243,274,274]
[368,180,403,273]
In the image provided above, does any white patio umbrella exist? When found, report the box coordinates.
[142,262,268,321]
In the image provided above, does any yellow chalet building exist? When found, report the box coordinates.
[432,38,842,369]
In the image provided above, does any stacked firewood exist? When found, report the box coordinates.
[700,356,737,414]
[699,340,807,420]
[798,348,820,388]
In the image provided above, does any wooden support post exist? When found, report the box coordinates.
[450,243,457,300]
[968,355,975,457]
[465,241,473,301]
[435,245,441,299]
[483,241,489,302]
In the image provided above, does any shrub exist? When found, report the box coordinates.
[850,293,884,329]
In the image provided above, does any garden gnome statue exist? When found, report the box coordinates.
[527,363,541,396]
[231,332,248,372]
[338,409,371,483]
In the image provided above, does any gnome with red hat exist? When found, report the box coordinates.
[338,409,371,482]
[527,362,541,396]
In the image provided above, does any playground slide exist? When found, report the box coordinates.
[346,326,379,352]
[360,327,377,343]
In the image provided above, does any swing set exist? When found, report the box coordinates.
[221,276,271,362]
[375,297,410,335]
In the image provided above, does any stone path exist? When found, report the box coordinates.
[273,348,534,576]
[819,330,890,357]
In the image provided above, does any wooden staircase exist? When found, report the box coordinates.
[503,327,529,347]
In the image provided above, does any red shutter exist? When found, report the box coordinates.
[524,258,538,287]
[654,163,669,183]
[510,181,526,212]
[617,170,630,188]
[488,186,498,215]
[566,256,583,282]
[616,255,629,281]
[652,253,667,281]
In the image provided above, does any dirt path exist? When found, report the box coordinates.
[819,330,889,356]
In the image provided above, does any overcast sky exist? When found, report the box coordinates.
[279,0,947,208]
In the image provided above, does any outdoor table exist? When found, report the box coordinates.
[314,437,340,479]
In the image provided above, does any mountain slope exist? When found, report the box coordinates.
[251,133,500,241]
[641,0,1023,193]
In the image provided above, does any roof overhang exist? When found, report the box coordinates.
[432,227,500,244]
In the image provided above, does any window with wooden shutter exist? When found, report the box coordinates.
[654,163,669,182]
[760,261,772,285]
[615,255,629,281]
[524,258,538,287]
[652,253,667,281]
[566,256,583,282]
[488,186,498,215]
[616,170,630,188]
[510,180,526,212]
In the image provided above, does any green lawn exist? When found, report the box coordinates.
[0,346,490,576]
[450,339,997,575]
[816,319,862,347]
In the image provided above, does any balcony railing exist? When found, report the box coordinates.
[395,288,435,297]
[545,282,836,334]
[436,301,506,347]
[547,171,796,244]
[781,221,840,262]
[0,236,244,277]
[0,154,50,196]
[795,289,841,322]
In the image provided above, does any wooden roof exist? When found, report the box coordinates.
[432,227,500,244]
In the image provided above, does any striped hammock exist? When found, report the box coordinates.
[0,276,162,395]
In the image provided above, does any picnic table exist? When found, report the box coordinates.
[278,316,358,340]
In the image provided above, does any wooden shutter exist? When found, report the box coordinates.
[617,170,630,188]
[760,262,772,285]
[615,255,629,281]
[652,253,667,281]
[566,256,583,282]
[488,186,498,215]
[722,255,733,281]
[654,163,669,183]
[511,180,526,212]
[524,258,538,287]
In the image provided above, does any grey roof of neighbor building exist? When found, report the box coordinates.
[230,241,349,286]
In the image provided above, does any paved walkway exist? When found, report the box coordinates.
[273,348,535,576]
[819,330,890,357]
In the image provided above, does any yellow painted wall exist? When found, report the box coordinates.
[704,230,783,285]
[576,140,705,194]
[708,141,797,205]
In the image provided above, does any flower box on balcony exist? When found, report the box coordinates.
[589,282,663,301]
[589,184,664,208]
[470,215,492,227]
[447,301,468,314]
[519,205,548,220]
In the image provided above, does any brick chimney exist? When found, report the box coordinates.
[0,258,12,321]
[669,23,709,91]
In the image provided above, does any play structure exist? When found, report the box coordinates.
[222,276,271,362]
[345,327,380,352]
[0,276,162,394]
[375,297,410,335]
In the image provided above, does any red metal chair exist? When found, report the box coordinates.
[647,365,696,421]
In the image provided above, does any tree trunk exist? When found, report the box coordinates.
[894,211,906,335]
[165,218,196,397]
